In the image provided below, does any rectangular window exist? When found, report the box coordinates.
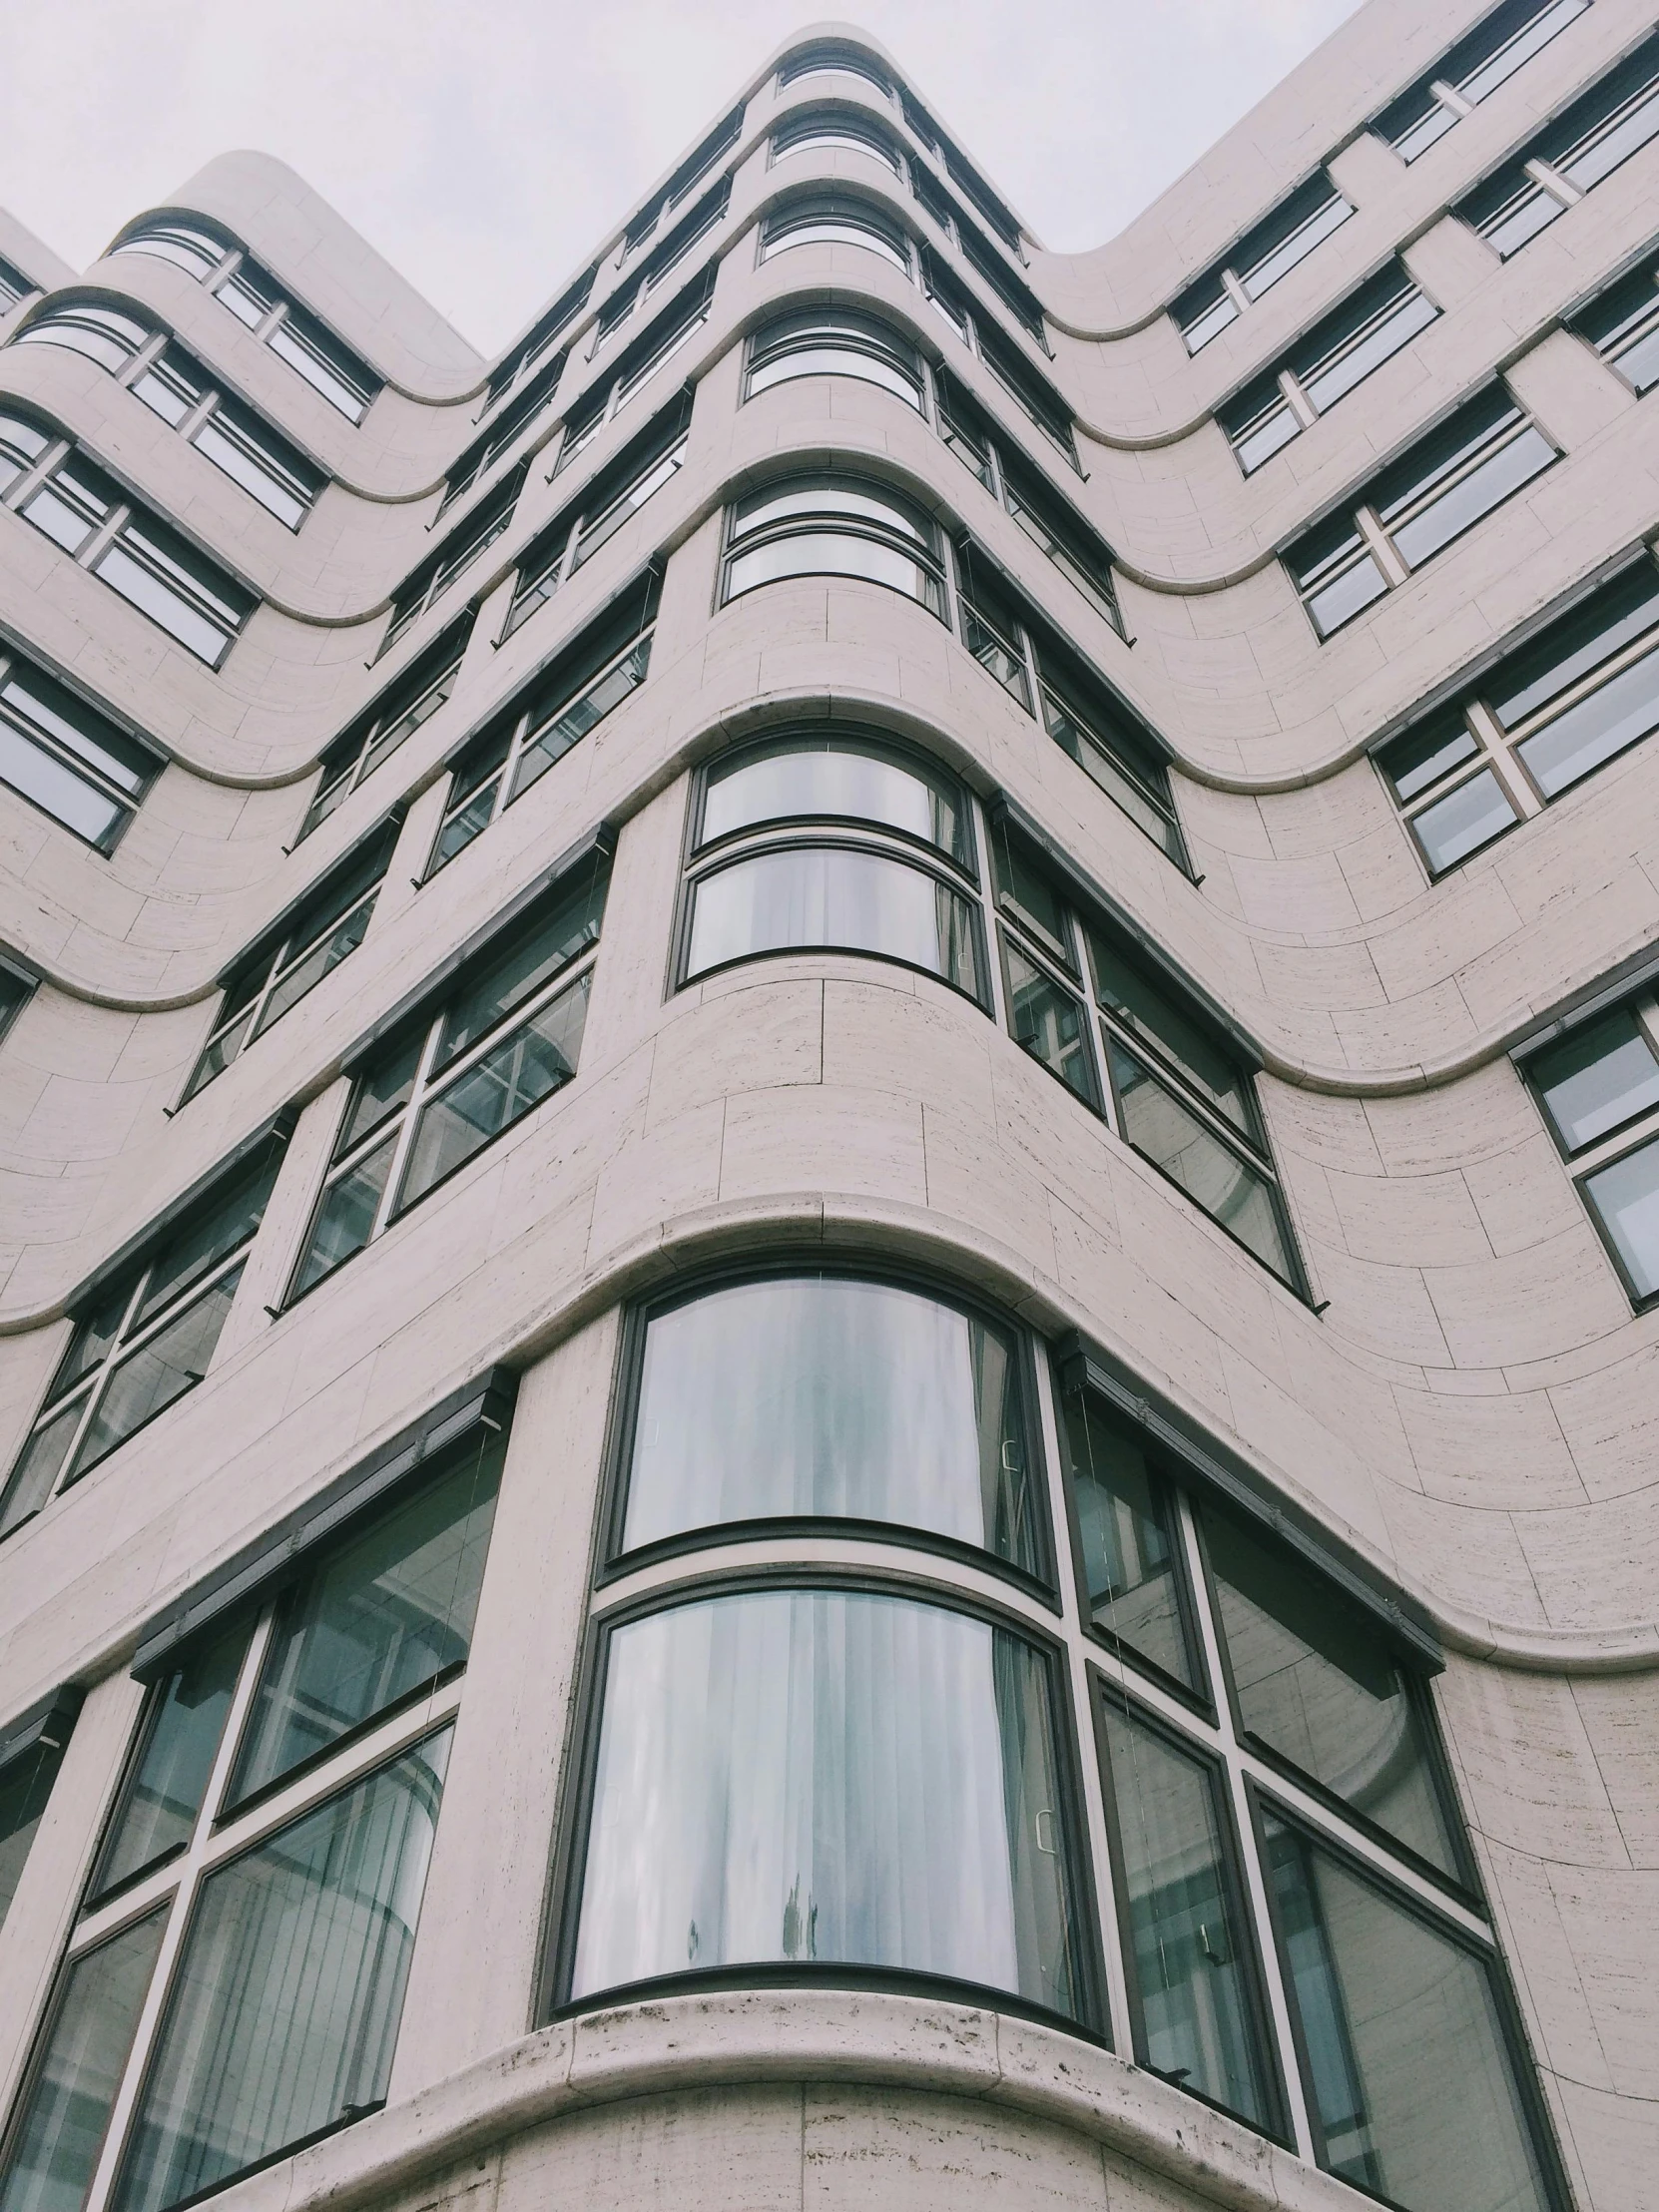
[934,371,1123,636]
[432,573,657,873]
[0,1695,79,1929]
[1049,1354,1566,2205]
[381,459,528,656]
[1569,257,1659,394]
[598,177,730,346]
[0,412,255,666]
[1218,263,1438,473]
[504,396,687,639]
[288,855,604,1298]
[1374,553,1659,871]
[553,267,713,474]
[1520,979,1659,1303]
[0,647,159,849]
[922,257,1074,463]
[1284,384,1555,636]
[438,351,567,518]
[619,105,744,263]
[184,821,398,1097]
[483,267,596,413]
[300,614,473,838]
[1374,0,1590,161]
[0,1430,502,2212]
[949,542,1183,864]
[908,163,1046,349]
[990,823,1300,1287]
[0,1140,283,1537]
[0,256,37,311]
[1455,33,1659,258]
[1171,171,1353,351]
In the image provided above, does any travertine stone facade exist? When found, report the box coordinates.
[0,6,1656,2212]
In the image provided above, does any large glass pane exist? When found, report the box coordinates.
[0,1402,83,1538]
[1531,1009,1659,1153]
[702,737,970,862]
[509,641,652,801]
[621,1275,1041,1571]
[1099,1699,1278,2130]
[1584,1134,1659,1298]
[0,1912,168,2212]
[1004,942,1097,1107]
[1517,639,1659,798]
[252,898,374,1035]
[1300,286,1436,415]
[89,1625,246,1900]
[0,725,124,847]
[1238,191,1352,298]
[114,1733,450,2212]
[1488,563,1659,730]
[69,1270,243,1481]
[229,1448,500,1805]
[685,846,982,996]
[289,1133,396,1299]
[0,669,153,801]
[1407,768,1517,874]
[1060,1392,1196,1690]
[0,1743,62,1930]
[1204,1508,1458,1878]
[1376,712,1479,804]
[1108,1042,1297,1286]
[437,877,606,1067]
[133,1153,279,1328]
[1387,424,1554,570]
[1263,1814,1554,2212]
[727,528,944,612]
[93,530,242,667]
[572,1589,1081,2017]
[1091,934,1253,1136]
[399,975,589,1208]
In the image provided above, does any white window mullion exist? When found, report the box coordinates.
[1355,504,1410,588]
[1218,267,1252,314]
[369,1015,446,1238]
[76,501,130,574]
[1172,1494,1318,2161]
[1466,698,1544,818]
[1279,368,1319,430]
[1428,77,1476,120]
[4,437,73,512]
[79,1604,278,2212]
[1523,156,1581,207]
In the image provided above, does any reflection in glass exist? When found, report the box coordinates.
[70,1270,244,1481]
[573,1589,1080,2016]
[1531,1009,1659,1154]
[0,1743,61,1931]
[1060,1393,1195,1688]
[1516,640,1659,798]
[1107,1042,1296,1285]
[1003,942,1097,1106]
[622,1275,1040,1570]
[1407,767,1517,874]
[686,846,981,995]
[1263,1815,1553,2212]
[1099,1699,1277,2130]
[1584,1134,1659,1298]
[0,1911,168,2212]
[1089,933,1253,1135]
[701,737,970,864]
[1204,1508,1457,1878]
[399,976,589,1207]
[90,1625,245,1899]
[115,1732,450,2212]
[229,1448,499,1806]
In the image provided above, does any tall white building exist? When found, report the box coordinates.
[0,6,1654,2209]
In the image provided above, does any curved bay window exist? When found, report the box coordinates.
[608,1271,1046,1578]
[722,474,946,614]
[771,105,903,173]
[758,192,913,274]
[745,305,925,408]
[679,729,984,1000]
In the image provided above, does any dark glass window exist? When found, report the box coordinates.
[0,647,159,849]
[1521,983,1659,1306]
[381,460,527,655]
[0,1144,281,1535]
[1570,258,1659,396]
[1059,1387,1199,1690]
[185,823,398,1097]
[0,1712,74,1930]
[482,268,595,412]
[88,1627,245,1901]
[1375,556,1659,871]
[1373,0,1590,161]
[1454,34,1659,258]
[1171,172,1353,351]
[504,398,686,640]
[289,862,605,1297]
[300,615,473,838]
[553,267,713,473]
[1285,385,1555,636]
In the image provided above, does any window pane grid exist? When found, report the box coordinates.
[1170,172,1353,351]
[288,876,605,1299]
[1375,554,1659,871]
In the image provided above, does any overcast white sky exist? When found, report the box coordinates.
[0,0,1365,357]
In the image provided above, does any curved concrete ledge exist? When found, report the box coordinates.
[223,1989,1361,2212]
